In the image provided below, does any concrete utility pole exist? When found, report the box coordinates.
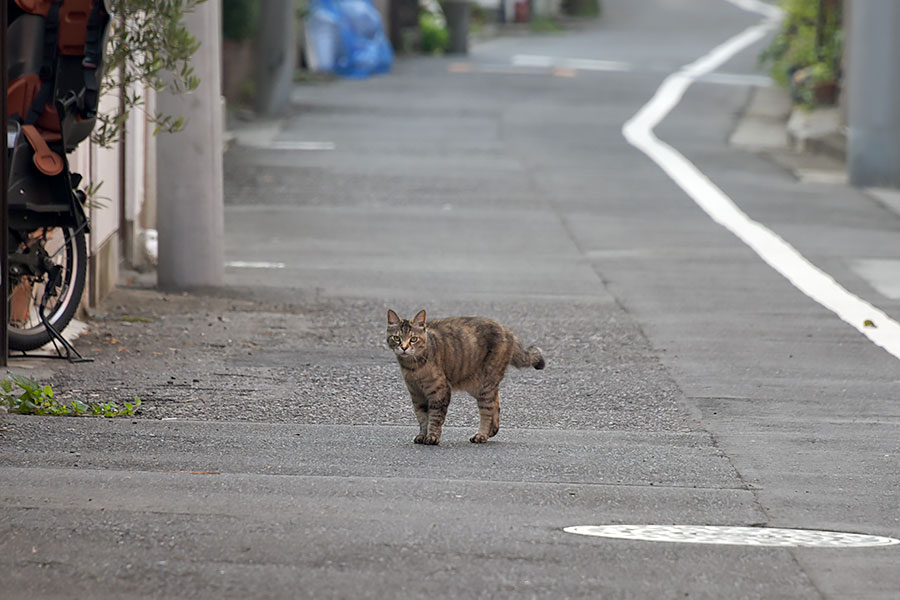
[846,0,900,188]
[156,1,225,288]
[255,0,295,116]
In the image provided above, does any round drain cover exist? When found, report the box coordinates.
[563,525,900,548]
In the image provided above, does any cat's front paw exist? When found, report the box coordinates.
[470,433,489,443]
[422,433,441,445]
[413,434,425,444]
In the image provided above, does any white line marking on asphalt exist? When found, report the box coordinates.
[723,0,783,19]
[239,139,336,151]
[558,57,631,72]
[622,0,900,361]
[226,261,286,269]
[512,54,631,72]
[511,54,554,67]
[266,141,336,151]
[564,525,900,548]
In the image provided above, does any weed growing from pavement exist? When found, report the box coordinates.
[1,374,141,418]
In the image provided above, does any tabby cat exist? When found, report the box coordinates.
[386,309,545,445]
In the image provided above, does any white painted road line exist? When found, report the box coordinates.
[558,57,631,72]
[267,141,336,151]
[622,0,900,361]
[239,140,336,151]
[564,525,900,548]
[225,261,286,269]
[512,54,631,72]
[510,54,554,67]
[457,56,772,84]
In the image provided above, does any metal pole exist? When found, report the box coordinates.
[1,0,10,367]
[847,0,900,187]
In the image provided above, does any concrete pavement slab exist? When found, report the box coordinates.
[2,458,807,600]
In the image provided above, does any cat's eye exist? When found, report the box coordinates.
[390,335,400,343]
[410,336,419,343]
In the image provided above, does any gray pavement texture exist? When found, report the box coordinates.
[4,0,900,598]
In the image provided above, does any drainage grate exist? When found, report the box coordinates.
[563,525,900,548]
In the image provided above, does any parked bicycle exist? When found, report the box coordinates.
[6,0,109,357]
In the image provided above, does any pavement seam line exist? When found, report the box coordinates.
[622,0,900,362]
[0,466,753,492]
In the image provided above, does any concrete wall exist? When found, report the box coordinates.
[87,86,122,307]
[69,81,156,310]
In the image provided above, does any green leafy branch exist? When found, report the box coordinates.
[91,0,206,147]
[1,375,141,418]
[759,0,843,108]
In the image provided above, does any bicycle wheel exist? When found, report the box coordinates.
[7,226,88,351]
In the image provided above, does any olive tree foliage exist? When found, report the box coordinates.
[91,0,206,148]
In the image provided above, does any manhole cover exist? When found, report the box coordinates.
[563,525,900,548]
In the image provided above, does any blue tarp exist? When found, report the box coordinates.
[306,0,393,78]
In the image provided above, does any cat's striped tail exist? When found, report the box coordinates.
[512,342,545,370]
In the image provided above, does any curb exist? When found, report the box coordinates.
[785,105,845,162]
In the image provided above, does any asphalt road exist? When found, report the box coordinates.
[4,0,900,598]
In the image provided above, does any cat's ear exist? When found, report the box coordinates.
[412,309,426,327]
[387,309,401,326]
